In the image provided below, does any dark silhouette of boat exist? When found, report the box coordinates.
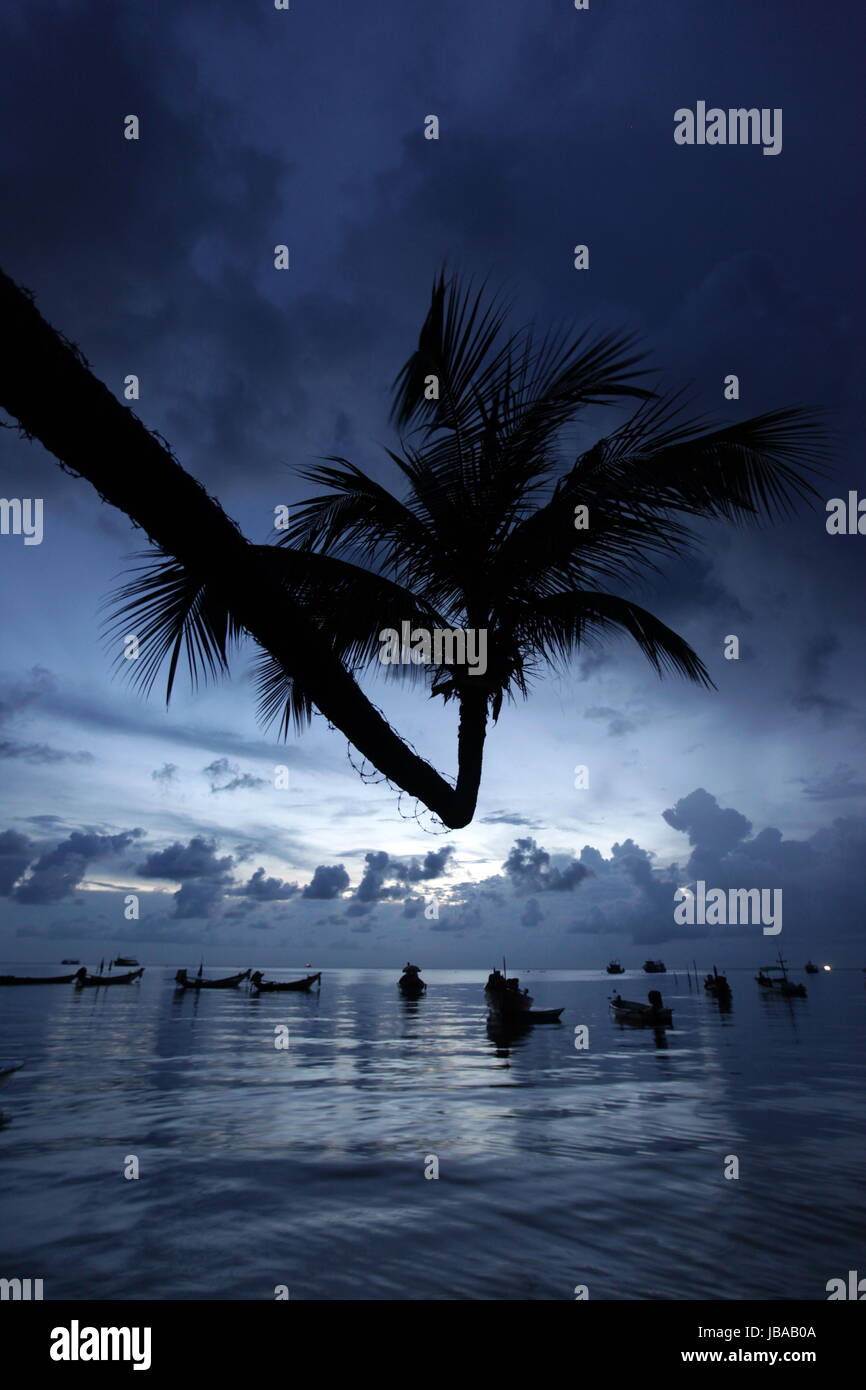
[115,955,139,967]
[704,966,732,1000]
[175,968,250,990]
[75,967,144,988]
[250,971,321,993]
[804,961,819,974]
[643,959,666,973]
[485,968,563,1024]
[0,970,80,985]
[398,963,426,996]
[755,954,806,997]
[610,989,672,1027]
[606,960,625,974]
[61,959,80,964]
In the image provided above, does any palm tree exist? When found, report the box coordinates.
[0,268,826,828]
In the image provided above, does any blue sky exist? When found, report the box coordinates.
[0,0,864,967]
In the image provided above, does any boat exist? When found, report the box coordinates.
[643,959,666,973]
[485,968,563,1024]
[115,956,139,967]
[0,970,81,985]
[249,971,321,993]
[75,967,144,987]
[175,968,250,990]
[606,959,625,975]
[61,959,80,964]
[704,966,732,999]
[804,961,819,974]
[398,963,426,997]
[0,1060,24,1090]
[610,989,672,1027]
[755,954,807,998]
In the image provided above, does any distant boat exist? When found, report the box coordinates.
[606,960,625,975]
[485,968,563,1024]
[398,963,426,997]
[115,956,139,967]
[804,961,819,974]
[61,959,80,964]
[643,959,666,973]
[0,970,80,986]
[755,954,806,998]
[0,1060,24,1090]
[76,967,144,988]
[704,966,732,1000]
[249,971,321,993]
[610,989,672,1027]
[175,968,249,990]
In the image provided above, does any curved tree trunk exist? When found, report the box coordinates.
[0,268,485,829]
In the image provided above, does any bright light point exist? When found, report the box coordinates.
[823,964,832,971]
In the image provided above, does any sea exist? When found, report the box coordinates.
[0,964,864,1301]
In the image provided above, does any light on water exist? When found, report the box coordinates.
[0,966,863,1300]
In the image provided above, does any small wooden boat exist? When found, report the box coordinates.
[756,954,807,998]
[175,968,250,990]
[115,956,139,967]
[804,961,819,974]
[643,959,666,973]
[75,967,144,988]
[249,971,321,993]
[0,971,80,985]
[398,963,426,996]
[610,990,672,1027]
[704,966,732,999]
[606,959,625,974]
[0,1060,24,1090]
[485,968,563,1023]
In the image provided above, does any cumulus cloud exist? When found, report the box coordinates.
[137,836,234,880]
[502,838,589,893]
[0,828,32,895]
[354,846,454,903]
[203,757,266,794]
[229,866,300,901]
[14,828,144,904]
[151,762,179,784]
[302,864,351,900]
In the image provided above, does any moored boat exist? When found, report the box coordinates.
[804,961,819,974]
[398,962,426,996]
[756,954,807,998]
[115,956,139,967]
[0,970,81,985]
[175,968,250,990]
[606,959,625,975]
[704,966,732,999]
[249,971,321,993]
[610,989,672,1027]
[643,959,666,973]
[61,959,80,964]
[75,967,144,987]
[485,968,563,1023]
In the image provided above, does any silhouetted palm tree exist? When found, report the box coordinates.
[0,268,826,827]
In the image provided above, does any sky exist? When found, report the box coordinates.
[0,0,864,968]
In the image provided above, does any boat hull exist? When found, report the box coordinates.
[611,1001,672,1027]
[176,970,249,990]
[76,968,144,987]
[0,973,79,985]
[251,973,321,993]
[0,1061,24,1089]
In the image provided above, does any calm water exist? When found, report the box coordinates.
[0,965,864,1301]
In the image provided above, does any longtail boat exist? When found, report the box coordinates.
[175,968,250,990]
[610,989,672,1027]
[606,959,625,974]
[75,967,144,988]
[0,1060,24,1089]
[755,954,807,998]
[398,963,426,997]
[0,971,80,985]
[249,971,321,993]
[485,967,563,1024]
[643,959,666,973]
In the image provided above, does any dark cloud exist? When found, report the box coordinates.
[14,828,144,904]
[0,739,94,764]
[354,846,454,903]
[480,811,543,828]
[137,835,234,881]
[228,866,299,901]
[203,757,267,794]
[798,765,866,801]
[502,838,589,894]
[302,864,350,900]
[662,788,752,878]
[151,762,179,783]
[521,897,543,929]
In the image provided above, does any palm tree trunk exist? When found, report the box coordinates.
[0,268,486,829]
